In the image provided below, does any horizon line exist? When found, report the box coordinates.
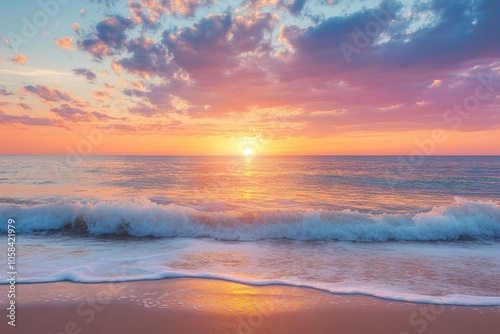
[1,154,499,157]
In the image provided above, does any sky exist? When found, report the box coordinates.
[0,0,499,155]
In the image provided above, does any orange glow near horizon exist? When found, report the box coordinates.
[1,126,500,155]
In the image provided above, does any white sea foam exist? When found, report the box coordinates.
[1,234,499,306]
[1,197,499,241]
[16,271,500,306]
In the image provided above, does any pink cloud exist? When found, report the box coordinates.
[128,0,216,25]
[55,36,74,51]
[10,53,27,64]
[91,89,110,99]
[2,37,10,47]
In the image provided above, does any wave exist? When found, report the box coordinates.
[1,197,499,241]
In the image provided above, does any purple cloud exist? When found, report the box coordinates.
[77,15,135,60]
[118,37,172,77]
[50,104,91,122]
[17,103,32,111]
[0,111,58,126]
[73,68,97,81]
[24,85,73,102]
[0,88,13,96]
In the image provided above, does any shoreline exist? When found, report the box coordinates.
[2,278,500,334]
[5,275,500,307]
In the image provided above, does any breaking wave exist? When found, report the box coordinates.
[1,197,499,241]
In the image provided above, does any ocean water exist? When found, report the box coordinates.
[0,155,499,305]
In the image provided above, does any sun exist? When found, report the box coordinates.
[243,147,254,156]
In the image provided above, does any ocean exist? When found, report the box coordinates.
[0,155,499,306]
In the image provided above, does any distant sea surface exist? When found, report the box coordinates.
[0,156,499,305]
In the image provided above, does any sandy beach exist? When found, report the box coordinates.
[1,278,499,334]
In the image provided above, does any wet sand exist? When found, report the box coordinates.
[1,278,499,334]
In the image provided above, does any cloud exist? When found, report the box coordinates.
[77,15,135,60]
[245,0,307,15]
[280,0,500,78]
[71,23,81,32]
[107,11,281,118]
[72,0,500,137]
[123,88,146,97]
[2,36,11,48]
[114,11,282,116]
[288,0,307,15]
[117,37,172,77]
[162,12,278,74]
[23,85,73,102]
[128,102,163,116]
[9,53,27,64]
[91,88,110,99]
[50,103,126,122]
[111,59,122,73]
[50,104,92,122]
[17,103,32,111]
[90,0,117,7]
[162,13,232,72]
[73,68,97,81]
[128,0,216,25]
[0,110,58,127]
[0,88,13,96]
[245,0,282,10]
[91,111,126,121]
[55,36,74,51]
[116,11,278,78]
